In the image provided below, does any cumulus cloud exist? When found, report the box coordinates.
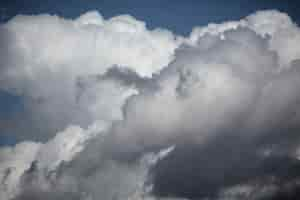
[110,26,277,153]
[1,9,300,200]
[0,121,109,200]
[0,11,179,141]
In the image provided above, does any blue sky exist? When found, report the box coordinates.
[1,0,300,35]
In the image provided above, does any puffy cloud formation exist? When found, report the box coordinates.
[0,121,109,200]
[0,11,179,141]
[1,9,300,200]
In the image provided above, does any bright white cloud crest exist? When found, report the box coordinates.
[0,10,300,200]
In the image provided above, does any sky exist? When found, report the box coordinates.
[1,1,300,200]
[1,0,300,35]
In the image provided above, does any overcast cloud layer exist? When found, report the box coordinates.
[1,10,300,200]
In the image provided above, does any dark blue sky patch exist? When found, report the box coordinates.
[0,0,299,35]
[0,90,23,119]
[0,134,16,146]
[0,90,21,146]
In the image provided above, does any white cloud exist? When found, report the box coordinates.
[111,26,278,153]
[0,11,180,140]
[0,121,109,200]
[0,141,41,200]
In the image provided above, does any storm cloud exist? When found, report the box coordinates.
[1,9,300,200]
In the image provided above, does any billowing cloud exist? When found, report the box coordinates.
[0,11,180,141]
[1,9,300,200]
[0,121,109,200]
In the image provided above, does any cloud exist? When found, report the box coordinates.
[0,121,109,200]
[0,11,180,141]
[5,140,175,200]
[110,26,276,154]
[1,9,300,200]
